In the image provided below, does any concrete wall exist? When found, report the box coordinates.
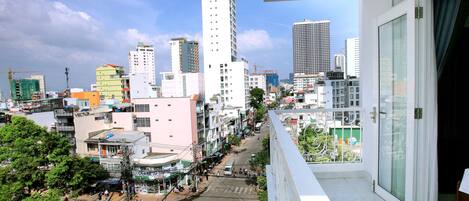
[133,97,197,155]
[111,112,135,131]
[74,112,112,155]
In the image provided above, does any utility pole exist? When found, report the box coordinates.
[120,145,133,201]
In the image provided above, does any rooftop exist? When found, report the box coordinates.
[86,129,145,143]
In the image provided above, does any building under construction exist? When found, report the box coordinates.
[10,79,40,101]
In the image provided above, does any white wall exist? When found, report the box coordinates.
[360,0,392,187]
[74,112,112,155]
[161,72,204,98]
[346,37,360,77]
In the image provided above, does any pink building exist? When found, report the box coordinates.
[132,97,198,161]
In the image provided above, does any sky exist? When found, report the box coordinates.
[0,0,358,98]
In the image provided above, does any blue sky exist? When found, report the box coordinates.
[0,0,358,97]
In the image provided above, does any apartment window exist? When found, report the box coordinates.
[350,101,354,106]
[136,117,151,127]
[135,104,150,112]
[144,132,151,142]
[167,104,171,106]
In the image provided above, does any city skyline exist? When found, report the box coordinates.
[0,0,358,97]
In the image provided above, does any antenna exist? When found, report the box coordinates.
[65,67,70,90]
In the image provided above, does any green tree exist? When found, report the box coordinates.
[0,116,109,199]
[297,125,358,163]
[227,134,240,146]
[254,105,266,122]
[249,88,265,109]
[22,189,61,201]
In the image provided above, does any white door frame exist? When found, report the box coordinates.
[372,0,417,200]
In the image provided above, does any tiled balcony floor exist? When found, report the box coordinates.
[314,171,384,201]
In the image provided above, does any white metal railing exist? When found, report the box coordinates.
[275,108,362,164]
[268,110,330,201]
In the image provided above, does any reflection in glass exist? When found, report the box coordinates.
[378,14,407,200]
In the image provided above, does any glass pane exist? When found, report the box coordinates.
[392,0,404,6]
[378,14,407,201]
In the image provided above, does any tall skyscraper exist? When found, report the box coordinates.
[345,37,360,77]
[202,0,249,111]
[170,38,200,73]
[293,20,330,74]
[334,54,346,72]
[129,42,156,85]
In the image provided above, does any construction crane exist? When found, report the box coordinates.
[252,64,276,74]
[0,68,40,101]
[2,68,40,83]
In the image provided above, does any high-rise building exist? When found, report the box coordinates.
[129,42,156,85]
[345,37,360,77]
[95,64,129,102]
[293,20,330,74]
[334,54,346,72]
[170,38,200,73]
[202,0,249,110]
[10,79,40,101]
[30,74,46,99]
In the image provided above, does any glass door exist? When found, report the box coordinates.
[375,1,416,200]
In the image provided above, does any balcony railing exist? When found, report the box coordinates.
[268,110,330,201]
[276,108,362,164]
[267,108,366,201]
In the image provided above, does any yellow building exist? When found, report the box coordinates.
[71,91,101,108]
[96,64,130,102]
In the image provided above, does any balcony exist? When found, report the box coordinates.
[267,108,382,201]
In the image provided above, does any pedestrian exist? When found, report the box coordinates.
[98,191,102,200]
[104,189,109,197]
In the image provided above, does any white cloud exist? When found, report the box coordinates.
[237,29,274,52]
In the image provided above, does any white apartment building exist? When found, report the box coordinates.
[129,42,156,85]
[201,0,250,111]
[129,73,158,99]
[333,54,346,72]
[160,72,204,98]
[132,97,197,161]
[293,73,324,93]
[248,74,267,93]
[346,37,360,77]
[304,84,331,109]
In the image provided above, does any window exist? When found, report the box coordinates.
[136,117,151,127]
[144,132,151,142]
[135,104,150,112]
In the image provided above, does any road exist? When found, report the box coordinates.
[192,123,269,201]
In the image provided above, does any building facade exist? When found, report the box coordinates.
[201,0,249,110]
[170,38,200,73]
[71,91,100,108]
[293,73,324,93]
[10,79,40,101]
[334,54,346,72]
[346,37,360,77]
[248,74,267,93]
[133,97,197,158]
[30,74,46,99]
[293,20,331,74]
[129,42,156,85]
[96,64,129,102]
[161,72,204,98]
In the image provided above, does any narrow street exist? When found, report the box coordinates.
[192,124,269,201]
